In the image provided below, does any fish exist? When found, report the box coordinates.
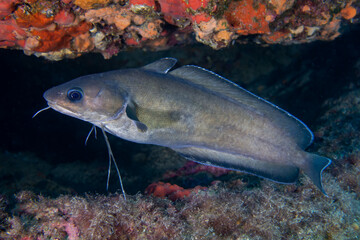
[42,58,331,195]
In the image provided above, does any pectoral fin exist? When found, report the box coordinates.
[126,101,182,130]
[125,102,148,132]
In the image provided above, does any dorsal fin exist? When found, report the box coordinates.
[142,58,177,74]
[169,65,314,149]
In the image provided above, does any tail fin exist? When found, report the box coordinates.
[303,153,332,195]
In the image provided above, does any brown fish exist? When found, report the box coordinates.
[42,58,331,194]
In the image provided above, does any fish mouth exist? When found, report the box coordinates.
[46,100,64,112]
[46,100,125,123]
[46,100,83,120]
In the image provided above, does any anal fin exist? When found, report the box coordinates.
[172,146,299,184]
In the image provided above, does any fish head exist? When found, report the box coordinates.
[44,75,127,123]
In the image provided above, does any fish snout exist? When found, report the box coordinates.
[43,87,61,104]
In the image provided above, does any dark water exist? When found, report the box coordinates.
[0,24,359,197]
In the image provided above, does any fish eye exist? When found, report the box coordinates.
[67,88,83,102]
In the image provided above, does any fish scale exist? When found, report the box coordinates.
[43,58,332,195]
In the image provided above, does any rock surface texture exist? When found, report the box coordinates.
[0,0,359,60]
